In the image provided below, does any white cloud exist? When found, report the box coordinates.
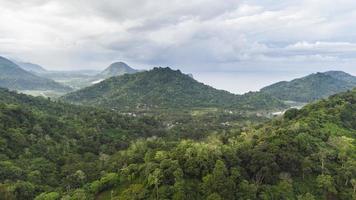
[0,0,356,72]
[287,41,356,52]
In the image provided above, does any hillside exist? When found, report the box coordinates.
[260,71,356,102]
[0,87,270,199]
[0,88,167,199]
[62,67,285,111]
[0,56,71,92]
[0,85,355,199]
[15,61,47,74]
[324,71,356,84]
[97,62,138,79]
[86,89,356,199]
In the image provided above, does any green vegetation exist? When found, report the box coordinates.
[78,89,355,199]
[0,88,167,199]
[0,56,72,92]
[0,87,264,199]
[261,71,356,102]
[62,67,285,111]
[0,67,355,199]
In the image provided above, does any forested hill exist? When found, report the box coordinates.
[0,56,71,92]
[87,89,355,199]
[0,87,355,199]
[260,71,356,102]
[62,67,285,111]
[0,88,167,199]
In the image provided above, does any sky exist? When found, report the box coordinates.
[1,0,356,93]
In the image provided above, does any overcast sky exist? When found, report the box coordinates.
[1,0,356,92]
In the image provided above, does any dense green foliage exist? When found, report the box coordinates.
[0,88,263,199]
[0,56,71,92]
[0,69,355,199]
[0,88,168,199]
[84,89,354,200]
[261,71,356,102]
[63,67,285,111]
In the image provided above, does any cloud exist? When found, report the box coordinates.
[287,41,356,53]
[0,0,356,72]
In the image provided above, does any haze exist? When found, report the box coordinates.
[1,0,356,93]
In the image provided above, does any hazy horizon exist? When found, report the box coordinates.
[6,56,356,94]
[2,0,356,93]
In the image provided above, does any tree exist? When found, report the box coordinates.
[202,160,235,199]
[34,192,60,200]
[316,175,337,198]
[0,184,14,200]
[172,168,186,200]
[297,193,316,200]
[236,180,258,200]
[207,193,222,200]
[120,184,148,200]
[69,189,90,200]
[148,169,162,200]
[11,181,36,200]
[351,179,356,197]
[284,108,299,120]
[301,157,313,180]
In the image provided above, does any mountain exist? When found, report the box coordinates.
[260,71,356,102]
[323,70,356,84]
[0,56,72,92]
[62,67,285,111]
[97,62,138,79]
[15,61,47,74]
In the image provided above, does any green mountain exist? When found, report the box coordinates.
[260,71,356,102]
[0,56,72,92]
[15,61,47,74]
[62,67,285,111]
[324,70,356,84]
[97,62,138,79]
[87,89,356,199]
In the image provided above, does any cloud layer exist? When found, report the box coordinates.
[1,0,356,73]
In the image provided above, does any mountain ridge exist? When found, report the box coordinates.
[260,71,356,102]
[15,61,47,74]
[0,56,72,92]
[62,67,285,111]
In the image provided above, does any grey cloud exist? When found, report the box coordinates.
[0,0,356,73]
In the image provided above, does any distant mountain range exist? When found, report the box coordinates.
[0,56,72,92]
[15,61,47,74]
[62,67,285,111]
[4,55,356,105]
[261,71,356,102]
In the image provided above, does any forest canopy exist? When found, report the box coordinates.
[0,88,355,199]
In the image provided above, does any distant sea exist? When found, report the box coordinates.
[193,71,312,94]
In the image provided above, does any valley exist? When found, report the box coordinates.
[0,56,355,200]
